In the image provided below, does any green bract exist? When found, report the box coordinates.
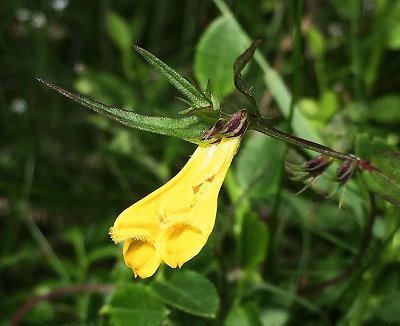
[38,78,209,141]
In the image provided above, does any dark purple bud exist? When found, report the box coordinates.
[304,155,332,176]
[222,110,249,137]
[285,155,332,186]
[337,157,359,183]
[202,119,224,141]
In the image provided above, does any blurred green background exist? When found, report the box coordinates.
[1,0,400,325]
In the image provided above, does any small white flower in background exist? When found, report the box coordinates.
[11,98,27,114]
[31,12,47,28]
[51,0,69,12]
[327,23,343,38]
[15,8,31,22]
[363,0,375,14]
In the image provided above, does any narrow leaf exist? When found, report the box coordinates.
[37,78,209,141]
[233,39,262,115]
[134,46,212,110]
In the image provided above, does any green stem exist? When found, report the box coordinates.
[289,0,303,128]
[17,151,71,283]
[250,119,351,161]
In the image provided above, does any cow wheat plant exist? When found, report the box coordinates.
[4,1,400,325]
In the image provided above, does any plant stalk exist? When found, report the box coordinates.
[250,118,352,161]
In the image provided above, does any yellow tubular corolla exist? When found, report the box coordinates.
[110,137,240,278]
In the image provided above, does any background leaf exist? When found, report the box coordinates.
[362,152,400,208]
[107,12,133,53]
[386,1,400,49]
[367,95,400,124]
[194,16,248,98]
[151,270,220,318]
[355,134,396,160]
[102,284,167,326]
[213,1,324,144]
[225,306,254,326]
[355,134,400,207]
[235,134,285,199]
[240,213,269,271]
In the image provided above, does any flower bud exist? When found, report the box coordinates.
[286,155,332,180]
[202,119,224,141]
[202,110,249,142]
[222,110,249,137]
[336,156,359,183]
[286,155,332,194]
[303,155,332,176]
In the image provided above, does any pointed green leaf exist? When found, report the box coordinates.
[134,46,212,110]
[151,270,219,318]
[37,78,209,141]
[102,284,168,326]
[233,39,262,115]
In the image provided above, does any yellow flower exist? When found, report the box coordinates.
[110,137,240,278]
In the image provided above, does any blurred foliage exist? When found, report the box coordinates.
[1,0,400,325]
